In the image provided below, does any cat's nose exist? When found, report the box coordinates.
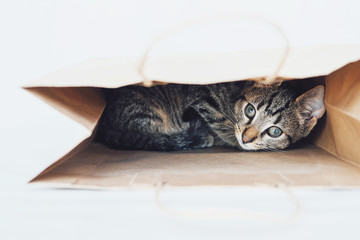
[242,135,256,143]
[242,127,258,144]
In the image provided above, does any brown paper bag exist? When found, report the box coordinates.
[24,45,360,189]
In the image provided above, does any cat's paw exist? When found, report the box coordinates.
[199,135,214,148]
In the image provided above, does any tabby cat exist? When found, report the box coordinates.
[96,81,325,151]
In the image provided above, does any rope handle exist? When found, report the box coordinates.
[138,13,290,87]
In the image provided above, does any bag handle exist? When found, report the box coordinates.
[137,13,290,87]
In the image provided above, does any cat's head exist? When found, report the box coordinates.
[232,82,325,151]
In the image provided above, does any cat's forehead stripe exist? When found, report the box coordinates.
[257,101,265,110]
[270,98,292,116]
[273,114,282,125]
[271,105,288,117]
[264,91,280,112]
[240,95,247,102]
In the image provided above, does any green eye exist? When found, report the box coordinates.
[267,126,283,138]
[244,104,256,118]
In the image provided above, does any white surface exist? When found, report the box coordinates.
[1,1,360,239]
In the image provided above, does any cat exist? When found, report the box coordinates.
[96,81,325,151]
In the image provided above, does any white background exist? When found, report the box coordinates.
[1,0,360,239]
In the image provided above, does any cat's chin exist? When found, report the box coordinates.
[236,140,266,151]
[237,141,253,151]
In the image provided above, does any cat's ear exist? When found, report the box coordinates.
[295,85,325,128]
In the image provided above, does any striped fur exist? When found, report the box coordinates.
[96,81,325,151]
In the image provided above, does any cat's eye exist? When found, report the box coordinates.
[244,104,256,118]
[267,126,283,138]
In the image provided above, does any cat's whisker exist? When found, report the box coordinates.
[214,131,235,140]
[266,146,285,152]
[222,111,238,125]
[218,124,234,130]
[227,106,239,123]
[213,108,237,125]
